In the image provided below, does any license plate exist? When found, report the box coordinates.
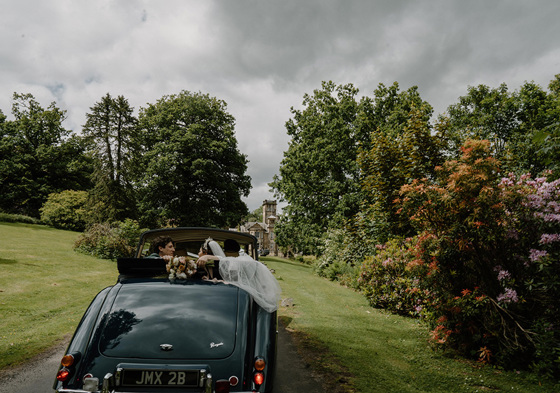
[122,369,199,387]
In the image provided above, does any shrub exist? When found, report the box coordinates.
[394,140,560,377]
[74,219,145,260]
[357,237,428,317]
[0,212,42,225]
[315,227,366,287]
[40,190,88,231]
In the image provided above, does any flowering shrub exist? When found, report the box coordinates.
[385,139,560,377]
[357,237,428,317]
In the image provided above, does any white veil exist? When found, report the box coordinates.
[207,239,281,313]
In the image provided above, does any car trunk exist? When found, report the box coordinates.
[99,281,240,360]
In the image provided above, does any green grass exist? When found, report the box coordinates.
[0,222,117,369]
[262,256,558,393]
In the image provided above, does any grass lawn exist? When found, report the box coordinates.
[262,256,558,393]
[0,222,117,369]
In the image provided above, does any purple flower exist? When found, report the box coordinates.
[497,288,518,303]
[540,233,560,245]
[497,270,511,281]
[529,249,548,262]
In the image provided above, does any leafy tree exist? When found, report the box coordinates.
[270,81,364,254]
[135,90,251,228]
[532,74,560,176]
[356,84,441,244]
[243,206,263,223]
[438,77,560,175]
[0,93,92,217]
[82,93,138,222]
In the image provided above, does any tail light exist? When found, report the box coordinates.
[56,352,81,382]
[254,357,266,371]
[61,354,75,367]
[56,368,70,381]
[215,379,230,393]
[253,372,264,386]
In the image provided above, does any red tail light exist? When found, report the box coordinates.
[253,372,264,386]
[215,379,230,393]
[56,368,70,381]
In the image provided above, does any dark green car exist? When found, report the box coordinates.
[53,228,278,393]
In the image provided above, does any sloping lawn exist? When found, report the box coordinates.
[0,222,117,369]
[263,256,558,393]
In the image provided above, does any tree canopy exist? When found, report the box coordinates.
[0,93,92,217]
[135,90,251,228]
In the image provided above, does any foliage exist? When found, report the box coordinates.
[40,190,89,231]
[439,77,560,175]
[390,139,560,377]
[271,81,365,254]
[532,74,560,177]
[82,93,139,222]
[357,96,443,244]
[243,206,263,223]
[357,237,427,317]
[0,212,42,224]
[135,90,251,228]
[74,219,145,260]
[0,93,92,217]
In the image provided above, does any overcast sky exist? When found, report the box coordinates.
[1,0,559,211]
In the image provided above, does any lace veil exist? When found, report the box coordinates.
[207,239,281,313]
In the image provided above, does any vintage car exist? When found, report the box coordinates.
[53,228,278,393]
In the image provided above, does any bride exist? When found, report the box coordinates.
[197,238,281,313]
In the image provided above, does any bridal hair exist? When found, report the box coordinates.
[201,237,214,254]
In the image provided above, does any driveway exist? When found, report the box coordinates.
[0,324,324,393]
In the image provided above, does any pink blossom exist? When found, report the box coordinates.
[497,288,518,303]
[529,249,548,262]
[540,233,560,245]
[497,270,511,281]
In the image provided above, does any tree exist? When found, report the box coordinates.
[438,79,560,175]
[135,90,251,228]
[532,74,560,177]
[270,81,364,254]
[356,83,441,244]
[82,93,138,222]
[0,93,92,217]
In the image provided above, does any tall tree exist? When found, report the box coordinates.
[82,93,138,222]
[135,90,251,228]
[270,81,364,254]
[437,80,560,175]
[0,93,92,217]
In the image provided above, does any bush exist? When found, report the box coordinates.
[392,140,560,378]
[358,237,428,317]
[74,219,145,260]
[0,212,42,225]
[40,190,88,231]
[315,227,365,287]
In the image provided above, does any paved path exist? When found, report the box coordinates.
[0,324,324,393]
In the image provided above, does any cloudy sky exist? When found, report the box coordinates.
[2,0,559,211]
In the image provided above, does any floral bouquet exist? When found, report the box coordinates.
[164,256,197,280]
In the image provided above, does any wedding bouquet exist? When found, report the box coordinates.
[164,256,197,279]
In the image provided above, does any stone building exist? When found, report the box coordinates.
[239,200,278,256]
